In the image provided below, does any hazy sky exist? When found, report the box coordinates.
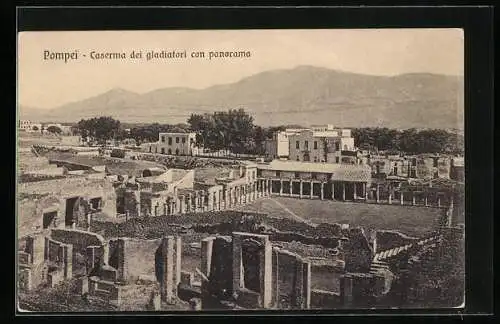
[18,29,464,109]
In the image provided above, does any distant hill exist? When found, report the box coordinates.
[19,65,464,129]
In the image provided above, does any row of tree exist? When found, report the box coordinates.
[73,114,464,155]
[352,128,464,154]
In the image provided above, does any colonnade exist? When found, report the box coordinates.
[145,178,453,218]
[254,178,368,201]
[371,183,452,208]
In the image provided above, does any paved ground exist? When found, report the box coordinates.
[234,197,443,237]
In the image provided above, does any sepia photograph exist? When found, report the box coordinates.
[16,28,465,312]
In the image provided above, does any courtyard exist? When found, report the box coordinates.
[234,197,443,237]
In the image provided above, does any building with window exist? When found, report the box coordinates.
[19,120,42,132]
[264,129,302,159]
[288,128,355,164]
[141,132,198,156]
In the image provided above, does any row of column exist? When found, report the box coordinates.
[150,180,265,216]
[372,184,449,207]
[257,178,367,202]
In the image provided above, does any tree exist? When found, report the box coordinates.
[46,125,62,134]
[31,126,39,131]
[77,116,121,145]
[187,109,257,154]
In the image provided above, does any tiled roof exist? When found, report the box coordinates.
[258,160,372,182]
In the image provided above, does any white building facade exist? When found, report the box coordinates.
[142,132,198,156]
[288,128,356,164]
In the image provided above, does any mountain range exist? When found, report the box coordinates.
[19,65,464,129]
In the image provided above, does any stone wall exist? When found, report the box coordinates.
[51,228,105,253]
[310,289,341,309]
[311,264,343,294]
[108,237,162,283]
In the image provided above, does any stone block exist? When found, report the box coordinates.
[78,276,89,295]
[149,290,162,310]
[18,251,30,265]
[181,271,194,286]
[25,235,45,265]
[100,265,118,282]
[48,269,64,288]
[189,297,202,310]
[18,268,32,291]
[236,288,262,309]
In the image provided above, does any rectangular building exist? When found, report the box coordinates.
[142,132,198,156]
[288,129,355,164]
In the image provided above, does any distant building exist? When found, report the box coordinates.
[141,132,198,156]
[370,154,452,181]
[264,126,357,164]
[264,129,301,159]
[19,120,42,132]
[288,128,356,163]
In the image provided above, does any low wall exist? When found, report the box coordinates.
[311,264,343,294]
[310,289,341,309]
[108,238,162,283]
[50,228,105,254]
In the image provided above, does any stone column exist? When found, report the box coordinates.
[353,183,357,200]
[272,249,279,306]
[178,196,184,214]
[279,180,283,196]
[331,182,335,200]
[302,260,311,309]
[299,181,303,199]
[362,183,366,200]
[400,192,404,205]
[161,236,175,303]
[437,194,441,208]
[320,182,324,200]
[425,195,428,207]
[174,237,182,288]
[412,192,416,206]
[342,182,346,201]
[192,193,197,212]
[268,180,272,196]
[376,184,380,203]
[388,193,392,204]
[201,237,215,298]
[310,181,314,199]
[293,259,304,309]
[207,192,213,211]
[289,180,293,196]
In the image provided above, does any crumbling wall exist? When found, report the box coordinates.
[108,237,162,283]
[342,228,373,273]
[50,229,105,253]
[310,289,342,309]
[311,264,343,294]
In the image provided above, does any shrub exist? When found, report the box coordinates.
[110,149,126,158]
